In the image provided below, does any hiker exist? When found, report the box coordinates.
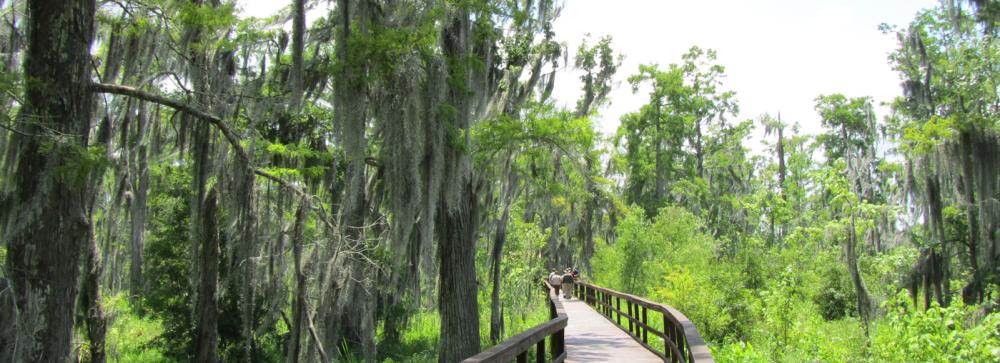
[562,269,575,299]
[548,269,562,296]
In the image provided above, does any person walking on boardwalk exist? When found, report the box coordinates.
[562,269,575,299]
[548,269,562,296]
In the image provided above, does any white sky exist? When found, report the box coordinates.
[242,0,940,147]
[549,0,938,143]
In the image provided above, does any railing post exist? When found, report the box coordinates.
[637,305,642,337]
[679,324,689,363]
[616,297,621,325]
[664,314,672,362]
[642,306,649,344]
[554,328,565,358]
[633,303,640,336]
[627,301,634,334]
[606,293,611,317]
[601,292,607,315]
[536,339,545,363]
[606,293,610,316]
[516,351,527,363]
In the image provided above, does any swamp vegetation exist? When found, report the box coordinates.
[0,0,998,362]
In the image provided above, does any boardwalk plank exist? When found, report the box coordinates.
[560,295,662,363]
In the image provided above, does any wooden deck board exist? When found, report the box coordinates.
[559,295,662,363]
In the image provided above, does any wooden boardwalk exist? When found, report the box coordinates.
[559,294,662,362]
[464,281,712,363]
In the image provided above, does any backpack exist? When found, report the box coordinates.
[549,275,562,285]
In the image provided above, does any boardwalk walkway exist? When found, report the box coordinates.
[559,294,661,362]
[463,281,711,363]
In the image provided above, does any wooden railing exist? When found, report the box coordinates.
[463,280,567,363]
[574,281,714,363]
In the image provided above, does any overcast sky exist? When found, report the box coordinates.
[548,0,939,141]
[242,0,940,146]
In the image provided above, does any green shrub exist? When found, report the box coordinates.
[714,342,769,363]
[142,165,195,360]
[870,292,1000,362]
[814,260,856,321]
[101,293,169,362]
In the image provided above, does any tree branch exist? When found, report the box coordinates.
[90,82,343,231]
[90,82,251,166]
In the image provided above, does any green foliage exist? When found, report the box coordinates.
[380,311,440,363]
[591,205,899,362]
[901,116,957,154]
[871,292,1000,362]
[142,164,194,360]
[25,1,1000,361]
[814,93,878,162]
[99,294,169,362]
[345,19,439,80]
[575,34,622,114]
[714,342,768,363]
[176,2,238,50]
[615,46,739,218]
[815,260,856,321]
[474,103,596,159]
[477,216,550,329]
[41,142,110,190]
[594,205,710,297]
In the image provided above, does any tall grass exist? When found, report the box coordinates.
[379,285,551,362]
[81,293,169,362]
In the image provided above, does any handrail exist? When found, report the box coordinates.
[463,280,568,363]
[573,281,714,363]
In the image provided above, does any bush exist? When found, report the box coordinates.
[100,294,168,362]
[870,292,1000,362]
[814,259,856,321]
[142,165,195,360]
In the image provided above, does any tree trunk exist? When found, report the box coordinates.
[695,118,704,179]
[489,174,518,343]
[959,131,983,303]
[182,0,216,340]
[129,111,150,304]
[1,0,97,361]
[289,198,309,363]
[289,0,305,111]
[776,115,786,190]
[325,0,376,360]
[194,188,220,363]
[438,181,482,362]
[846,215,874,327]
[81,231,107,363]
[581,156,597,274]
[654,99,665,204]
[438,9,481,362]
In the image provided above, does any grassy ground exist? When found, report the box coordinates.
[78,294,169,362]
[79,288,551,363]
